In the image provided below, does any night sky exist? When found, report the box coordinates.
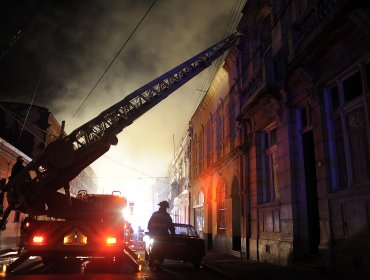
[0,0,244,210]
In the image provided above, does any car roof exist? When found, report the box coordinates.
[173,223,194,227]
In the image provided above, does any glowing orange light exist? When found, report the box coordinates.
[106,237,117,245]
[32,235,45,244]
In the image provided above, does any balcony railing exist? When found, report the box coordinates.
[241,55,276,105]
[292,0,340,54]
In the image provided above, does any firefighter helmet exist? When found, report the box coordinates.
[158,201,169,208]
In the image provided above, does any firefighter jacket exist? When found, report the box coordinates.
[147,210,175,236]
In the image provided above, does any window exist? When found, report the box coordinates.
[216,111,223,160]
[193,135,198,176]
[300,102,313,131]
[325,68,370,191]
[13,211,20,223]
[206,120,212,167]
[343,71,362,103]
[238,37,250,85]
[229,96,237,150]
[217,184,226,234]
[194,205,204,238]
[259,127,279,203]
[262,14,272,54]
[199,131,204,172]
[366,62,370,89]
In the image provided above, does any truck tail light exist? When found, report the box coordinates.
[106,236,117,245]
[32,235,45,245]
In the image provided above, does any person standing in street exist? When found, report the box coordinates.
[147,201,175,236]
[8,156,27,209]
[9,156,24,220]
[10,156,25,181]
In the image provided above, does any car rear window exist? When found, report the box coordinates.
[174,224,198,237]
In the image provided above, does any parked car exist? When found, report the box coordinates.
[144,223,206,270]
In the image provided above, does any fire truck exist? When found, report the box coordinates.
[1,32,240,272]
[19,190,137,267]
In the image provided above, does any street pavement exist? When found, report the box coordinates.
[1,248,369,279]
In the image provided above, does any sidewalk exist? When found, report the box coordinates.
[202,251,365,280]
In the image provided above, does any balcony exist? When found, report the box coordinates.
[240,55,278,114]
[289,0,352,64]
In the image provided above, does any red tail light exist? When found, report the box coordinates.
[106,236,117,245]
[32,235,45,245]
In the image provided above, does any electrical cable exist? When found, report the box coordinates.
[201,0,245,91]
[174,0,246,153]
[16,71,43,145]
[200,0,245,95]
[0,105,46,144]
[99,154,168,184]
[206,0,295,116]
[187,0,295,163]
[70,0,158,121]
[190,0,246,117]
[0,0,46,60]
[2,0,70,146]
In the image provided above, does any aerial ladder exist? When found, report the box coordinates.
[0,32,240,229]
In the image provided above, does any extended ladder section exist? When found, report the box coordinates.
[2,33,240,221]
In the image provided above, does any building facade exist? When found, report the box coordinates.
[186,0,370,275]
[188,50,244,256]
[168,133,191,225]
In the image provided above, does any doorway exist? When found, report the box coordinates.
[302,130,320,255]
[231,176,241,252]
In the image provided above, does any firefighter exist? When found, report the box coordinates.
[10,156,25,180]
[9,156,27,211]
[147,201,175,236]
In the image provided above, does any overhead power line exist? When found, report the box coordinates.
[0,0,46,60]
[70,0,158,121]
